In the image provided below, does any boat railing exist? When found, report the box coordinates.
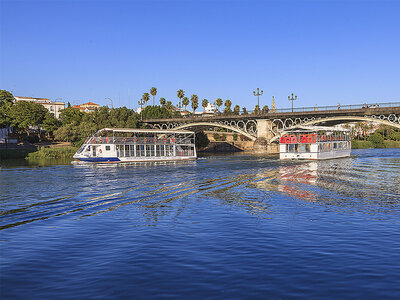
[85,136,195,145]
[280,133,350,143]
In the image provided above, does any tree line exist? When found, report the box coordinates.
[141,87,269,115]
[0,90,180,145]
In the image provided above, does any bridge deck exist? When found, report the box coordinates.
[144,106,400,123]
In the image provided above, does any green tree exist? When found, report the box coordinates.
[166,101,173,111]
[0,90,14,127]
[42,112,61,136]
[54,123,80,143]
[224,99,232,115]
[215,98,223,112]
[254,105,260,114]
[60,107,84,125]
[67,102,71,108]
[0,90,14,104]
[182,97,190,111]
[233,105,240,115]
[389,131,400,141]
[159,97,166,107]
[126,114,139,128]
[142,93,150,107]
[202,99,209,112]
[242,107,248,115]
[368,132,385,148]
[10,101,48,135]
[150,87,157,105]
[191,94,199,113]
[262,105,269,114]
[195,131,210,148]
[177,89,185,107]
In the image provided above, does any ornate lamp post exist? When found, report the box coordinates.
[288,93,297,113]
[138,98,145,120]
[253,88,263,108]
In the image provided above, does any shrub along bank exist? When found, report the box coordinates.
[26,146,78,160]
[351,132,400,149]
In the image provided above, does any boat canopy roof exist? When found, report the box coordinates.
[98,128,195,134]
[283,125,350,133]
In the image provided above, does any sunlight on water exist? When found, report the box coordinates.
[1,149,400,298]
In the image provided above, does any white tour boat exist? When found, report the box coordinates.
[73,128,197,163]
[279,126,351,160]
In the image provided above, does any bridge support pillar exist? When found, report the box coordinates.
[253,119,279,154]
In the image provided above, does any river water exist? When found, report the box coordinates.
[1,149,400,298]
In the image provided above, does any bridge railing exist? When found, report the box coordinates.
[264,102,400,114]
[143,102,400,120]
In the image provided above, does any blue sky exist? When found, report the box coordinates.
[1,0,399,110]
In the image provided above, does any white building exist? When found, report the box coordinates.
[204,102,217,114]
[14,96,65,119]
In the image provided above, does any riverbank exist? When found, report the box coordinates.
[351,140,400,149]
[26,146,78,160]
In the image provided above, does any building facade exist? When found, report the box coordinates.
[14,96,65,119]
[72,102,99,113]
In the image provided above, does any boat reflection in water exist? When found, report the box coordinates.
[252,158,355,203]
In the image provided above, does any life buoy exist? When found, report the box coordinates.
[322,135,326,141]
[98,138,103,143]
[171,138,176,143]
[307,135,314,143]
[280,136,287,143]
[153,138,157,143]
[122,138,127,143]
[143,138,148,142]
[99,148,102,153]
[289,135,297,144]
[300,135,307,143]
[163,138,167,143]
[133,137,138,142]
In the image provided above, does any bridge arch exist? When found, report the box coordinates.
[269,115,400,143]
[157,122,257,141]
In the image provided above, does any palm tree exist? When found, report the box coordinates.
[224,99,232,114]
[242,107,248,115]
[202,99,208,112]
[182,97,189,111]
[150,87,157,106]
[142,93,150,107]
[191,94,199,113]
[254,105,260,114]
[234,105,240,115]
[159,97,166,107]
[215,98,223,112]
[166,101,173,111]
[177,89,184,107]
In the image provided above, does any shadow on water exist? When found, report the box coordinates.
[0,158,73,168]
[1,149,400,231]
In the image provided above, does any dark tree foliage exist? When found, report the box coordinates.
[60,107,85,125]
[0,90,15,127]
[195,131,210,148]
[11,101,48,134]
[368,132,385,148]
[42,112,61,135]
[141,105,180,119]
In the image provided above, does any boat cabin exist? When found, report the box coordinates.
[279,126,351,160]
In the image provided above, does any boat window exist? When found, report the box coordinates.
[76,145,86,154]
[106,146,111,151]
[130,145,135,156]
[286,144,298,153]
[125,145,129,157]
